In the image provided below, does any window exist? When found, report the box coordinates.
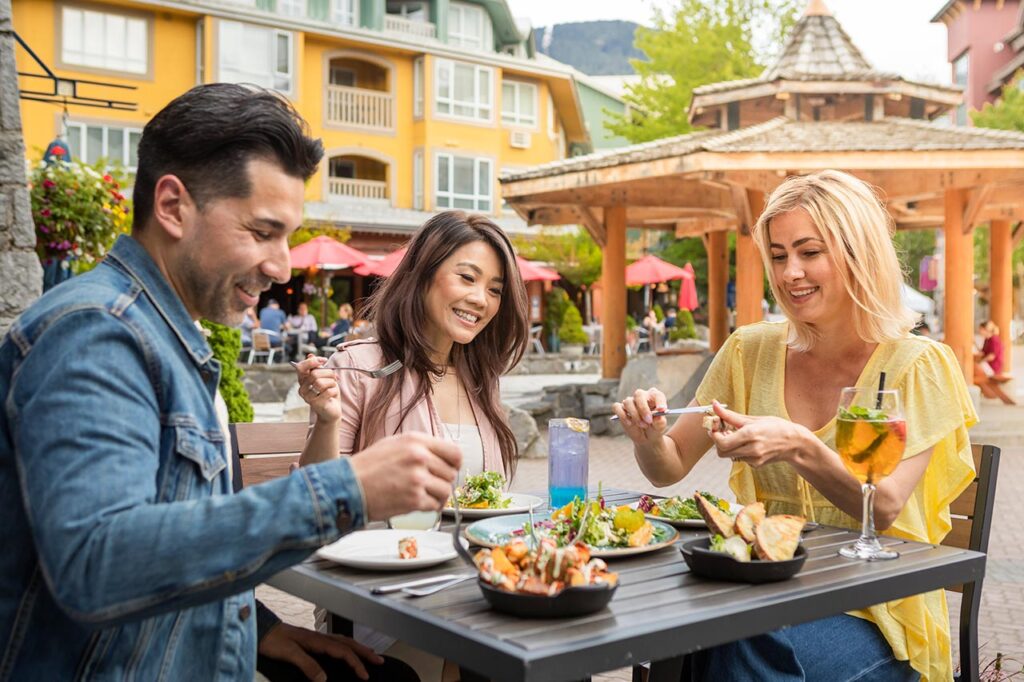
[414,57,424,117]
[278,0,304,17]
[435,59,492,121]
[66,122,143,169]
[502,80,537,127]
[449,2,492,51]
[435,153,491,212]
[329,158,355,178]
[61,7,147,74]
[413,149,424,209]
[953,51,969,126]
[331,0,356,25]
[218,21,293,94]
[330,66,355,87]
[387,1,427,20]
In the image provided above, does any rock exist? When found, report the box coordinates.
[617,351,713,407]
[505,404,543,459]
[583,401,616,418]
[589,415,623,437]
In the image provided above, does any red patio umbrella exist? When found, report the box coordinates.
[288,236,368,327]
[625,254,693,286]
[353,246,560,283]
[677,263,699,311]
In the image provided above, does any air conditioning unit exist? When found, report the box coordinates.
[509,129,531,149]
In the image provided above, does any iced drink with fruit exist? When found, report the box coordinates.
[548,418,589,509]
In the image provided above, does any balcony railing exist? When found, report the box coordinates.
[328,177,388,201]
[383,14,436,39]
[325,85,393,130]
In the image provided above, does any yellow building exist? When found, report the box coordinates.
[13,0,596,257]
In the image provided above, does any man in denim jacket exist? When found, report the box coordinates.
[0,84,461,681]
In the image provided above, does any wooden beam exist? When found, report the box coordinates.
[944,188,974,383]
[1013,221,1024,248]
[991,219,1013,373]
[675,217,736,237]
[963,184,995,233]
[731,184,754,235]
[602,206,628,379]
[736,189,766,327]
[707,230,729,352]
[577,205,607,247]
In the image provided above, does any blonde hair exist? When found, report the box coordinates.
[752,169,917,351]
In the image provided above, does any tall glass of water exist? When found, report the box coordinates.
[548,418,589,509]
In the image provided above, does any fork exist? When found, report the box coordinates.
[450,481,478,568]
[290,359,402,379]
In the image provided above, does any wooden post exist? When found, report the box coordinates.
[601,206,627,379]
[990,219,1013,373]
[735,189,766,327]
[707,230,728,351]
[944,189,974,383]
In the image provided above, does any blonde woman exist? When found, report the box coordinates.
[613,170,976,681]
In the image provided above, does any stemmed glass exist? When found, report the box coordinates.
[835,386,907,561]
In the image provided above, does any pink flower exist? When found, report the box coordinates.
[42,179,56,190]
[51,147,65,157]
[103,174,113,183]
[40,208,51,218]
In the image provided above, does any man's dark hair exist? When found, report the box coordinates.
[132,83,324,231]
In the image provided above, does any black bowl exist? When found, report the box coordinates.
[680,537,807,584]
[477,579,617,618]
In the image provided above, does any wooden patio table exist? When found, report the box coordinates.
[267,488,985,682]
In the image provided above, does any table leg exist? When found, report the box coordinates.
[648,655,686,682]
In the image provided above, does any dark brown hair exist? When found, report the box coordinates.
[363,211,530,476]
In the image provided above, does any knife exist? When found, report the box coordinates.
[610,405,726,421]
[372,574,463,595]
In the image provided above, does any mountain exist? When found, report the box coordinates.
[535,21,644,76]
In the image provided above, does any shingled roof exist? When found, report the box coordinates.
[502,117,1024,182]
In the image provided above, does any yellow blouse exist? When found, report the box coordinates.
[694,321,978,682]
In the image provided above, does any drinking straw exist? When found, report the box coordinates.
[875,371,887,409]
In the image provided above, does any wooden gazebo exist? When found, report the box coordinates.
[501,0,1024,382]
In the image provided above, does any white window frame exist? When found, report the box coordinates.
[448,1,492,51]
[434,58,493,122]
[278,0,304,17]
[61,6,148,75]
[331,0,357,25]
[434,153,492,212]
[413,149,424,209]
[218,20,294,95]
[66,121,143,170]
[414,57,424,118]
[501,80,537,128]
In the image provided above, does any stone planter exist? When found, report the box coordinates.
[561,344,585,357]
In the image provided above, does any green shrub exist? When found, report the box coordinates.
[653,303,665,322]
[669,309,698,341]
[200,320,254,423]
[626,314,638,330]
[558,304,589,346]
[544,287,572,339]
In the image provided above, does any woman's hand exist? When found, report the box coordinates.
[295,354,341,423]
[708,401,811,468]
[612,388,670,448]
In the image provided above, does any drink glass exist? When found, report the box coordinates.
[548,418,589,509]
[835,387,907,561]
[387,510,441,531]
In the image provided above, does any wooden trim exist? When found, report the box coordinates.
[944,188,974,383]
[962,184,995,233]
[735,189,765,327]
[601,206,627,379]
[730,185,754,236]
[577,205,606,247]
[990,220,1013,373]
[706,230,728,352]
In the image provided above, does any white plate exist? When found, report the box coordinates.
[316,530,457,571]
[631,499,743,528]
[442,493,545,519]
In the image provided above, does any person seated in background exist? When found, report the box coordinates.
[331,303,354,339]
[240,306,258,348]
[286,302,319,358]
[976,320,1005,378]
[259,299,286,348]
[663,307,678,330]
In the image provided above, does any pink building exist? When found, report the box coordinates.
[933,0,1023,125]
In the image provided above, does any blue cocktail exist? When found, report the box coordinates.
[548,418,589,509]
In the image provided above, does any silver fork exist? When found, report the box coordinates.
[450,481,478,568]
[290,359,402,379]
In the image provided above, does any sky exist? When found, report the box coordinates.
[508,0,953,85]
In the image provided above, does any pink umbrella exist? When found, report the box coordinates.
[353,247,560,283]
[625,254,693,287]
[677,263,699,311]
[289,235,367,270]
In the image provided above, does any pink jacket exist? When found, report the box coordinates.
[322,339,505,472]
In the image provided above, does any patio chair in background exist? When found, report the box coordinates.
[228,421,308,489]
[319,333,347,356]
[584,324,602,355]
[634,327,650,354]
[529,325,545,355]
[248,329,281,365]
[945,443,1000,681]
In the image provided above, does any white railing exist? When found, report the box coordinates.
[328,177,388,201]
[325,85,393,130]
[383,14,436,39]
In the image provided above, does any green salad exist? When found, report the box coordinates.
[637,491,729,520]
[452,471,511,509]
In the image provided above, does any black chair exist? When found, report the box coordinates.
[946,443,1000,682]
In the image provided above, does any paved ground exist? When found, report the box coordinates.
[256,351,1024,680]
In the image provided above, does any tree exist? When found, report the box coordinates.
[512,227,602,287]
[606,0,799,143]
[971,71,1024,133]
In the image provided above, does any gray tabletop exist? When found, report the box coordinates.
[267,488,985,682]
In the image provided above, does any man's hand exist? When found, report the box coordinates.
[258,623,383,682]
[349,433,462,521]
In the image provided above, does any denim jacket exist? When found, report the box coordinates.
[0,236,366,681]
